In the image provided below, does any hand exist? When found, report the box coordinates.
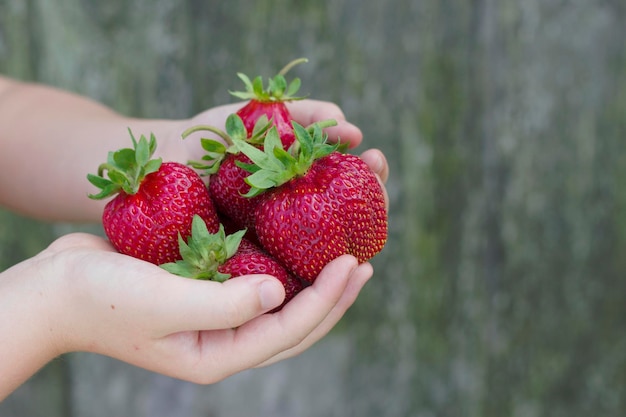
[0,90,391,399]
[3,233,373,390]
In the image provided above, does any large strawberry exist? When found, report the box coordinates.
[230,58,308,148]
[161,215,303,312]
[234,122,388,282]
[87,131,220,265]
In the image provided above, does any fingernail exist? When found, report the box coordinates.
[374,154,384,173]
[364,151,383,174]
[259,280,284,310]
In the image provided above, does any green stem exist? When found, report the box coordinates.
[181,125,233,146]
[305,118,338,131]
[278,57,309,76]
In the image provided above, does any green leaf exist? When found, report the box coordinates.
[177,235,196,266]
[87,173,112,189]
[213,271,231,283]
[128,128,138,148]
[336,141,350,154]
[87,183,120,200]
[251,115,272,138]
[237,72,254,92]
[105,150,117,167]
[292,122,314,157]
[225,229,246,258]
[135,136,151,167]
[269,75,287,97]
[241,186,265,198]
[191,215,209,238]
[286,78,302,97]
[245,170,281,190]
[108,170,130,187]
[144,158,162,176]
[273,146,296,167]
[225,113,248,140]
[229,90,252,100]
[148,133,158,155]
[232,136,283,171]
[313,143,338,160]
[262,126,286,158]
[113,148,136,169]
[252,75,265,97]
[235,160,261,174]
[160,261,193,277]
[200,138,227,154]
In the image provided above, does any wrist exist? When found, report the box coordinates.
[0,253,64,399]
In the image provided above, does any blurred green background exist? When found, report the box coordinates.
[2,0,626,416]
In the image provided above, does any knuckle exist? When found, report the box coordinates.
[219,295,256,328]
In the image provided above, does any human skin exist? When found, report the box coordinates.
[0,75,389,400]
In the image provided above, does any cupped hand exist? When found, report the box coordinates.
[38,233,373,384]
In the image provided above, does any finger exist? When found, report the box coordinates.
[360,148,389,183]
[46,232,116,253]
[359,149,390,210]
[233,255,359,349]
[154,255,360,382]
[131,273,286,336]
[287,100,363,147]
[256,261,374,367]
[59,252,286,353]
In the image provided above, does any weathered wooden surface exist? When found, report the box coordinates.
[2,0,626,416]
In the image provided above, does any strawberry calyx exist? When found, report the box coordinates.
[181,114,271,175]
[160,215,246,282]
[87,129,162,199]
[232,119,341,197]
[229,58,308,103]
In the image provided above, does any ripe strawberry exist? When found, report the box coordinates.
[230,58,308,148]
[87,131,219,265]
[209,152,258,230]
[234,122,388,282]
[161,215,303,312]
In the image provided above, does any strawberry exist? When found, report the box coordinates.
[234,122,388,282]
[209,152,258,230]
[230,58,308,148]
[161,215,303,312]
[87,131,219,265]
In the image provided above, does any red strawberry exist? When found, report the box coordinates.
[234,122,388,282]
[221,239,303,312]
[230,58,308,148]
[87,131,219,265]
[209,152,259,230]
[161,216,303,312]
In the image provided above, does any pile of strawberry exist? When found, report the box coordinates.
[88,59,387,312]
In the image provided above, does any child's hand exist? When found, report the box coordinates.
[1,232,372,394]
